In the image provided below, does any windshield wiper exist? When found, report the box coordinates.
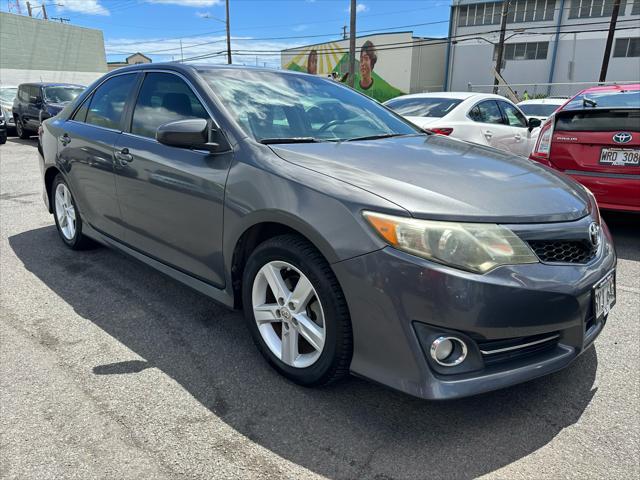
[344,133,410,142]
[259,137,325,144]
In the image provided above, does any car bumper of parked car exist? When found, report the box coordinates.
[333,220,616,400]
[564,170,640,213]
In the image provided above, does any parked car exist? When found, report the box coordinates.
[530,84,639,212]
[39,64,615,400]
[517,97,567,123]
[13,82,84,139]
[0,109,7,144]
[0,85,18,134]
[384,92,541,157]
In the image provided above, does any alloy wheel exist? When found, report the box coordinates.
[251,260,326,368]
[54,183,76,240]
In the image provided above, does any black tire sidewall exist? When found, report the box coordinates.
[242,236,349,385]
[16,118,29,139]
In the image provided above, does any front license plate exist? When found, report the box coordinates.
[593,271,616,321]
[599,148,640,166]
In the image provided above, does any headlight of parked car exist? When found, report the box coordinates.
[363,211,539,273]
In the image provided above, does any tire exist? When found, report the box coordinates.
[0,133,6,145]
[16,117,30,139]
[51,174,94,250]
[242,234,353,386]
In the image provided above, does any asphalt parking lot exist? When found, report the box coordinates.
[1,137,638,480]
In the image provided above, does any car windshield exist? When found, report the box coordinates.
[198,69,418,142]
[384,97,462,118]
[564,90,640,110]
[43,86,84,104]
[518,104,560,117]
[0,87,18,104]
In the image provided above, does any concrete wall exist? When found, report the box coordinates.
[0,12,107,86]
[410,39,447,93]
[446,0,640,96]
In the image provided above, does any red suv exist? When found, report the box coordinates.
[530,84,639,212]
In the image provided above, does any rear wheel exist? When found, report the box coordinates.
[16,117,30,139]
[242,234,352,386]
[52,175,94,250]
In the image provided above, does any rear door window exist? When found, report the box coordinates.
[469,100,504,124]
[130,72,209,139]
[85,74,138,130]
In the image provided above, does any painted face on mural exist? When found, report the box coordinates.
[307,50,318,75]
[359,41,377,89]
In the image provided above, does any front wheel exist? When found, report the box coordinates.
[242,234,353,386]
[52,175,94,250]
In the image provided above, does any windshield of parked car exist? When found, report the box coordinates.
[384,97,462,118]
[564,90,640,110]
[198,69,418,142]
[0,87,18,105]
[43,86,84,104]
[518,103,560,117]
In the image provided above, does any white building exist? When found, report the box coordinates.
[0,12,107,86]
[444,0,640,95]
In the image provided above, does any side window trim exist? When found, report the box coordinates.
[123,69,215,141]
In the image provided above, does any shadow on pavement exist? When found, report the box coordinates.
[602,211,640,262]
[10,225,602,480]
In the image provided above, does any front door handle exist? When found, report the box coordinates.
[484,130,493,139]
[59,133,71,146]
[115,148,133,166]
[514,133,522,141]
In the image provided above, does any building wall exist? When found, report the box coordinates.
[446,0,640,96]
[0,12,107,86]
[410,39,447,92]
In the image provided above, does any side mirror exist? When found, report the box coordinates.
[527,117,542,131]
[156,118,230,153]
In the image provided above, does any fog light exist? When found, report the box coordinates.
[430,336,467,366]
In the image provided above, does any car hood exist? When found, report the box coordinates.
[269,135,589,223]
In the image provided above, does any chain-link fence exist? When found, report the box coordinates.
[467,80,638,100]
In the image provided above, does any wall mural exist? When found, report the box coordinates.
[284,39,405,103]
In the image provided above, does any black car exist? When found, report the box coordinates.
[13,83,84,139]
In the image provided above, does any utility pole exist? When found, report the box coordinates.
[41,2,48,20]
[226,0,232,64]
[347,0,356,87]
[26,1,33,17]
[599,0,621,83]
[493,1,510,94]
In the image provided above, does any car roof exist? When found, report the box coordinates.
[517,98,566,105]
[18,82,85,88]
[578,83,640,95]
[384,92,507,103]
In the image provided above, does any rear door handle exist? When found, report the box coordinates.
[114,148,133,165]
[484,130,493,139]
[514,134,522,141]
[59,133,71,146]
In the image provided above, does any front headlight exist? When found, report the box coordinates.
[363,211,539,273]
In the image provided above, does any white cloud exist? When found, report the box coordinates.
[196,11,211,18]
[292,24,308,32]
[145,0,223,6]
[346,3,368,14]
[58,0,109,16]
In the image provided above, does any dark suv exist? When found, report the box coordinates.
[13,83,84,139]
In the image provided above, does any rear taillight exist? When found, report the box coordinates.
[429,127,453,136]
[529,120,553,165]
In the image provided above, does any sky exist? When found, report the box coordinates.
[2,0,452,67]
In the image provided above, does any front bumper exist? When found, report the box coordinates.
[333,218,616,400]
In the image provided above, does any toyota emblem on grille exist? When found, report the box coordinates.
[612,132,632,144]
[589,222,600,247]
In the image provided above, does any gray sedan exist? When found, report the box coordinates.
[38,64,616,400]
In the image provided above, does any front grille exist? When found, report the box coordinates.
[528,240,595,264]
[478,332,560,367]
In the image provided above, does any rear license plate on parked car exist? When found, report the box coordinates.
[599,148,640,166]
[593,271,616,321]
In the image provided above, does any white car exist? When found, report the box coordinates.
[384,92,540,157]
[517,97,566,123]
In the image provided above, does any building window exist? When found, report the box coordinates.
[494,41,550,60]
[613,37,640,57]
[457,1,555,27]
[632,0,640,15]
[569,0,628,19]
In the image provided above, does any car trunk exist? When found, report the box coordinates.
[550,108,640,174]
